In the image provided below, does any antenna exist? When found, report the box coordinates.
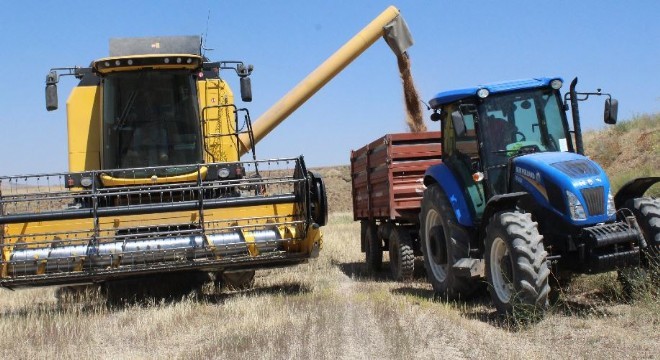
[202,10,214,57]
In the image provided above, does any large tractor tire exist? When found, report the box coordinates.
[389,227,415,281]
[364,222,383,273]
[627,197,660,264]
[419,184,479,300]
[485,211,550,317]
[618,197,660,297]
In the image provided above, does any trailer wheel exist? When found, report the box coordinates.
[485,211,550,317]
[389,227,414,281]
[419,184,478,299]
[365,223,382,272]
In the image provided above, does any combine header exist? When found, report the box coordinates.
[0,6,414,290]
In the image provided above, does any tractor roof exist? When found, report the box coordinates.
[429,77,562,109]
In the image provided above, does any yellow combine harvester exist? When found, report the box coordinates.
[0,6,412,289]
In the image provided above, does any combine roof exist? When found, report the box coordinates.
[429,77,562,109]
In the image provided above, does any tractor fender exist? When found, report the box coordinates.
[423,164,474,227]
[613,176,660,210]
[477,192,530,244]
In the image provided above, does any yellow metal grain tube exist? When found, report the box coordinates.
[238,5,412,155]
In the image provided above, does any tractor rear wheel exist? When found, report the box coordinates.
[618,197,660,297]
[419,184,478,300]
[365,222,383,273]
[389,227,414,281]
[485,211,550,317]
[627,197,660,265]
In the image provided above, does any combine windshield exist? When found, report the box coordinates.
[102,70,202,173]
[478,88,571,193]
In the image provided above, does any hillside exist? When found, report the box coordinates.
[584,112,659,195]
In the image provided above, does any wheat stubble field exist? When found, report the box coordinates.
[0,114,659,359]
[0,211,658,359]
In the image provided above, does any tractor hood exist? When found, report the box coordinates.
[511,152,615,226]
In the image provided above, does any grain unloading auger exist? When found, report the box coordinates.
[0,6,413,288]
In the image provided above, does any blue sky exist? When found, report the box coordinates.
[0,0,658,174]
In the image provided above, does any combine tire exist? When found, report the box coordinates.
[365,222,383,272]
[485,211,550,317]
[419,184,478,300]
[218,270,256,291]
[389,227,414,281]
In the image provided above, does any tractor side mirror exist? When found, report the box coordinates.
[240,77,252,102]
[45,70,59,111]
[452,111,466,137]
[430,111,441,122]
[604,98,618,124]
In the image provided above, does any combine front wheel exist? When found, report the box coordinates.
[217,270,256,291]
[485,211,550,317]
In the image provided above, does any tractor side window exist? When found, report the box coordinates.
[456,112,478,158]
[543,93,568,151]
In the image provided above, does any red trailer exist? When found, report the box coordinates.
[350,132,441,280]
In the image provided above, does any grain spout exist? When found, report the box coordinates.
[397,53,426,133]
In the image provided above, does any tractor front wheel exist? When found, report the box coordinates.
[485,211,550,317]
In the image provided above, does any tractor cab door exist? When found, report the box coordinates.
[441,103,486,222]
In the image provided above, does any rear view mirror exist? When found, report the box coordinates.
[452,111,466,137]
[45,84,58,111]
[240,77,252,102]
[45,70,59,111]
[604,98,618,124]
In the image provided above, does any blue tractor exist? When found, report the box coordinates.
[420,77,659,315]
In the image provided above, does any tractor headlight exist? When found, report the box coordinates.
[607,190,616,217]
[566,190,587,220]
[550,79,563,90]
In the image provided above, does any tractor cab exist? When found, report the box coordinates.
[428,77,617,224]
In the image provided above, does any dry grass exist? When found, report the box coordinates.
[1,212,658,359]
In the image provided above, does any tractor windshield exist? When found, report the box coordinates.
[478,88,570,193]
[102,70,202,172]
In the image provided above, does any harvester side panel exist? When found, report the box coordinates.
[67,83,101,173]
[350,132,441,222]
[198,77,240,163]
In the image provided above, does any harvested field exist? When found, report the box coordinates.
[0,212,658,359]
